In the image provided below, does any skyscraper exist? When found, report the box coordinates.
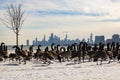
[42,34,47,46]
[89,33,93,45]
[26,40,29,46]
[65,34,68,40]
[43,34,46,41]
[112,34,120,44]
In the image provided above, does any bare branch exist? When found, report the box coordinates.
[0,18,12,30]
[0,3,25,46]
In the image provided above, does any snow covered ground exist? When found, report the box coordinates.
[0,60,120,80]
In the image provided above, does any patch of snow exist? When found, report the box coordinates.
[0,60,120,80]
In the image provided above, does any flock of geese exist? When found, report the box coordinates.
[0,42,120,65]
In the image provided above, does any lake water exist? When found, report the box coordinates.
[7,45,67,53]
[7,45,107,53]
[7,45,48,53]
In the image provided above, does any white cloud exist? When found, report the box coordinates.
[1,0,120,45]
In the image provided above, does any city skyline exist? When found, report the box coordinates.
[1,0,120,45]
[26,33,120,46]
[31,33,81,46]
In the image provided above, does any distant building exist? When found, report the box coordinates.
[40,34,47,46]
[87,38,90,44]
[89,33,93,45]
[63,34,68,45]
[81,38,86,42]
[48,33,55,45]
[112,34,120,44]
[33,40,35,46]
[106,39,112,44]
[94,35,105,44]
[26,40,29,46]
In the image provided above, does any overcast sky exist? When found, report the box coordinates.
[0,0,120,45]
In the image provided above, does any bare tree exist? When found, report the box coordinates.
[0,4,25,46]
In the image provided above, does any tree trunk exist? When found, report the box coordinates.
[16,32,19,46]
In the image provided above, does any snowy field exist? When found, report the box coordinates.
[0,60,120,80]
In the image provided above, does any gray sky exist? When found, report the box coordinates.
[0,0,120,45]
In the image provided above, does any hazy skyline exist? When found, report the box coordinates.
[0,0,120,45]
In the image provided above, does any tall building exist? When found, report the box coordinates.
[48,33,55,45]
[41,34,47,46]
[43,34,46,41]
[65,34,68,40]
[33,40,35,46]
[89,33,93,45]
[63,34,68,45]
[35,37,38,43]
[95,35,105,44]
[87,38,90,44]
[112,34,120,44]
[26,40,29,46]
[32,37,39,46]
